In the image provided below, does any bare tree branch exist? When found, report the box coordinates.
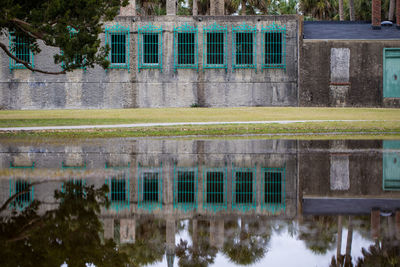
[0,41,66,75]
[0,181,49,213]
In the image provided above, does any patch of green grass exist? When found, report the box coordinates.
[0,107,400,127]
[1,121,400,139]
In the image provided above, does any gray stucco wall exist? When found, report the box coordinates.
[299,39,400,107]
[0,15,299,109]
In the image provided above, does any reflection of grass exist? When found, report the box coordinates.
[1,107,400,127]
[1,121,400,139]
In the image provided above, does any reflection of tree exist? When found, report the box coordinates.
[175,239,217,267]
[175,220,217,267]
[356,241,400,267]
[0,182,128,267]
[120,218,166,267]
[222,218,270,265]
[298,216,337,255]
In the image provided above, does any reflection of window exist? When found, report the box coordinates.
[232,166,256,212]
[173,24,198,71]
[143,172,159,202]
[262,23,286,70]
[9,33,34,69]
[9,179,33,210]
[261,167,285,213]
[111,177,127,202]
[138,165,162,211]
[173,166,198,212]
[203,23,227,69]
[383,140,400,190]
[232,25,256,69]
[235,171,253,204]
[206,171,224,203]
[138,25,162,71]
[178,171,195,203]
[203,167,227,212]
[264,171,282,204]
[105,25,130,69]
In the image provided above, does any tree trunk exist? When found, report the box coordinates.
[240,0,246,15]
[336,216,343,266]
[349,0,355,21]
[193,0,198,15]
[339,0,344,21]
[389,0,395,21]
[210,0,216,15]
[344,216,353,267]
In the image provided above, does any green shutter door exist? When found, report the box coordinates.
[383,48,400,98]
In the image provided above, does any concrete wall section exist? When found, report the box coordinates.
[0,15,299,109]
[299,40,400,107]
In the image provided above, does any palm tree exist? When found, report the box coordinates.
[339,0,344,20]
[349,0,355,21]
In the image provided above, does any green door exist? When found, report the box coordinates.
[383,140,400,190]
[383,48,400,98]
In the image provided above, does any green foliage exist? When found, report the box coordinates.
[0,182,129,267]
[0,0,128,73]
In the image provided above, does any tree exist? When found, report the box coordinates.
[0,0,128,74]
[0,181,129,267]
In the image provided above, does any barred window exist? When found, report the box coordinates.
[262,23,286,69]
[9,33,34,70]
[173,24,198,71]
[261,167,285,213]
[9,179,34,210]
[111,33,126,64]
[138,25,162,71]
[173,166,198,212]
[203,23,227,69]
[232,25,257,69]
[105,25,130,69]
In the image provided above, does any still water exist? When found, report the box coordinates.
[0,138,399,267]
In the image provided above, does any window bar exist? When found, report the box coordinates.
[262,23,286,70]
[203,23,227,70]
[173,164,198,212]
[202,166,227,212]
[105,24,130,71]
[261,166,286,214]
[105,163,130,212]
[232,164,256,212]
[138,24,162,72]
[9,162,35,211]
[137,162,163,211]
[232,24,257,70]
[173,23,198,71]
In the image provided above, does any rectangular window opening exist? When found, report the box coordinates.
[143,33,159,64]
[206,32,224,65]
[111,33,126,64]
[178,32,195,65]
[111,177,126,202]
[15,180,31,204]
[206,171,224,204]
[264,171,282,204]
[143,172,159,202]
[177,171,195,203]
[235,32,253,65]
[235,171,253,204]
[264,32,283,65]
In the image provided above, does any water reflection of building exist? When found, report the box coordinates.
[2,139,400,266]
[0,139,298,218]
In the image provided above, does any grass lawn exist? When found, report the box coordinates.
[0,107,399,138]
[0,107,400,127]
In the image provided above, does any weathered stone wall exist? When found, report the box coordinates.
[0,15,299,109]
[299,39,400,107]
